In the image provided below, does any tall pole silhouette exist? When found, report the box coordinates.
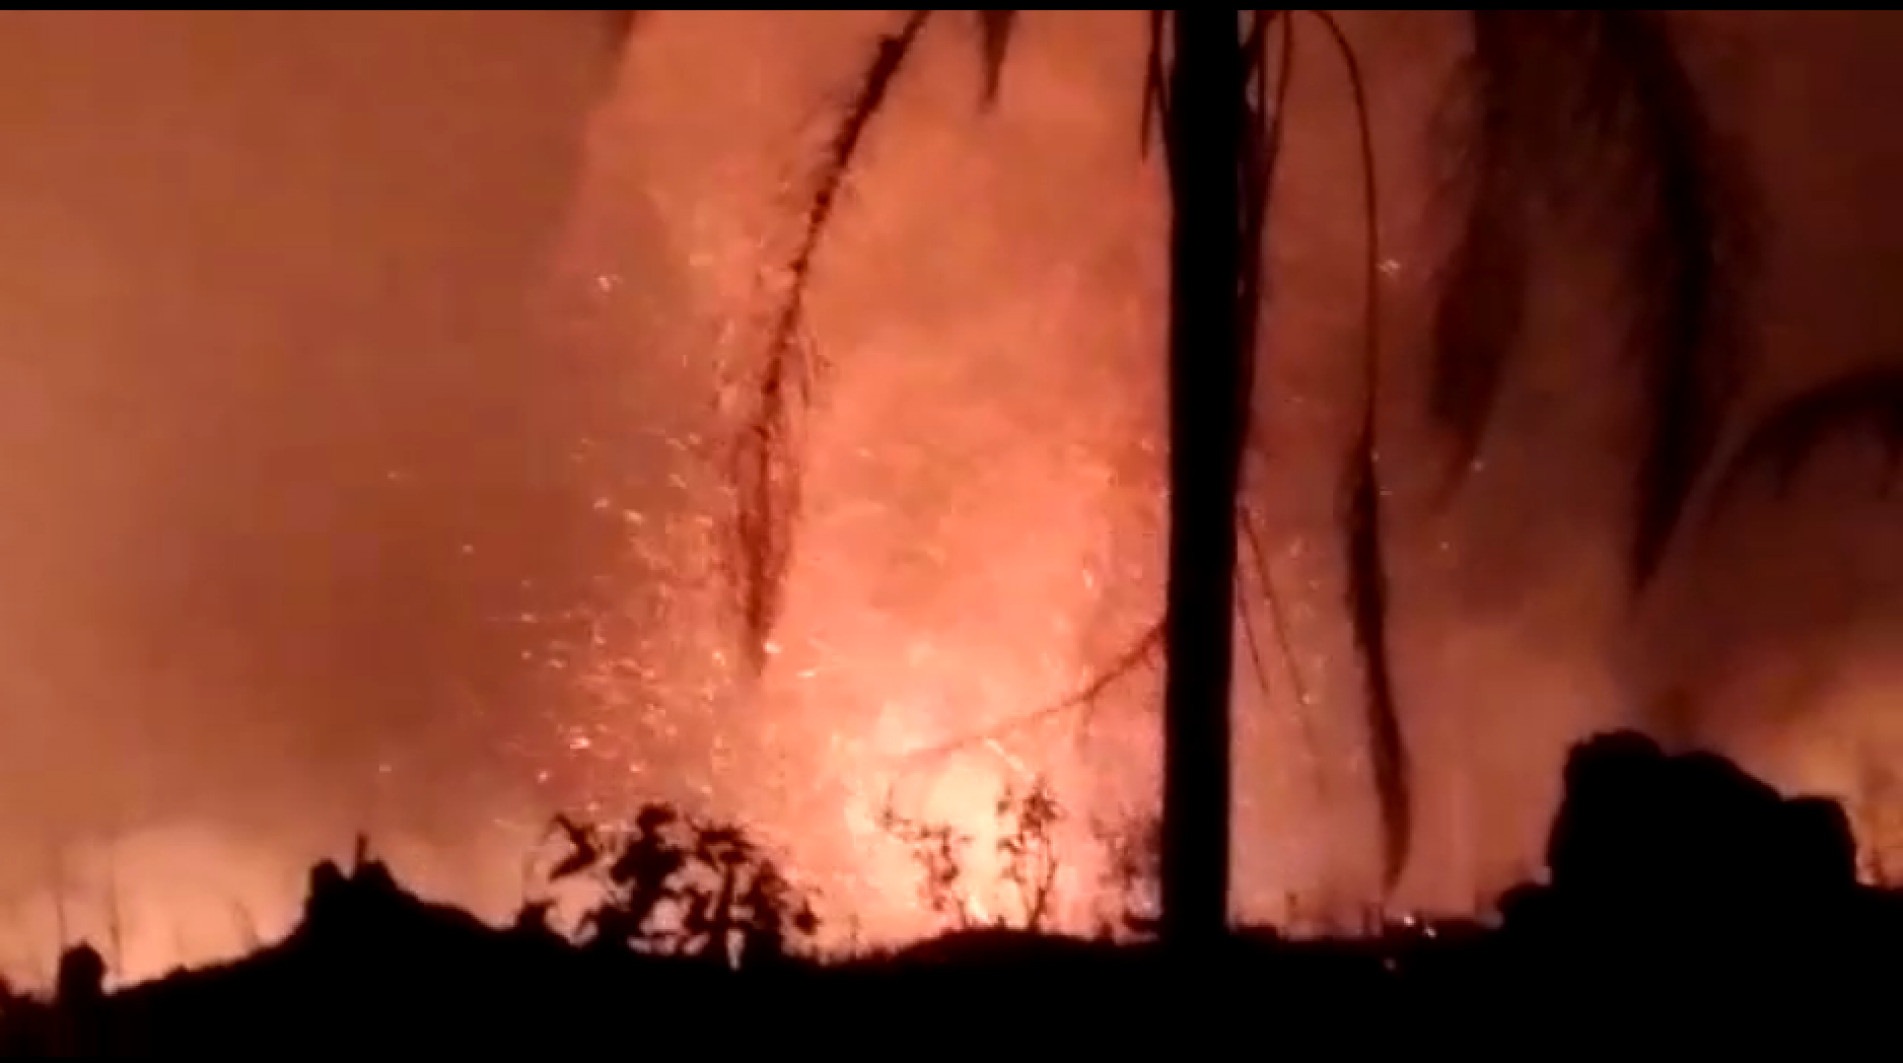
[1159,8,1247,957]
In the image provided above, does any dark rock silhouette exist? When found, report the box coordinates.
[1557,732,1857,910]
[1542,732,1801,928]
[1784,794,1859,901]
[1493,728,1897,1027]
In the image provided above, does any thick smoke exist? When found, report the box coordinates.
[0,11,629,978]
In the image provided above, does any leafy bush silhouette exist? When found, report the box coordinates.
[876,775,1068,932]
[536,803,818,969]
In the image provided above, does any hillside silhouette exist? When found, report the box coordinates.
[3,729,1900,1053]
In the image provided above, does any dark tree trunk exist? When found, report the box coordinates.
[1160,8,1246,959]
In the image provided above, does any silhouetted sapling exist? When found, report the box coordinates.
[875,800,976,930]
[877,775,1069,932]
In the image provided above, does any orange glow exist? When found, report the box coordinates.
[3,10,1903,990]
[533,9,1176,945]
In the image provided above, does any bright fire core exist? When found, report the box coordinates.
[511,10,1179,946]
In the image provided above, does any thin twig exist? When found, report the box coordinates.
[892,619,1165,767]
[104,847,124,982]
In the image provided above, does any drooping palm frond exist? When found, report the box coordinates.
[1426,16,1533,482]
[1237,504,1326,807]
[1342,424,1408,891]
[1707,366,1903,511]
[1302,10,1411,894]
[975,11,1017,105]
[727,11,1029,671]
[727,10,931,669]
[1232,10,1285,416]
[1432,12,1755,586]
[604,10,640,43]
[1232,10,1309,793]
[1138,10,1170,157]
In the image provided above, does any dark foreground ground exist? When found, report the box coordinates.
[6,729,1903,1054]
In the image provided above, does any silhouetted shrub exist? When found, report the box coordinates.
[536,803,818,969]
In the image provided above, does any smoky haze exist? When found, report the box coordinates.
[0,10,629,974]
[0,10,1901,980]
